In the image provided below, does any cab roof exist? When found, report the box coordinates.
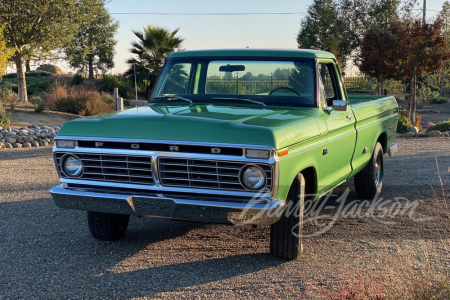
[167,48,336,59]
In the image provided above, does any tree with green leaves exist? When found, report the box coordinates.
[0,0,80,102]
[297,0,410,70]
[297,0,356,70]
[65,0,118,79]
[0,27,14,80]
[127,26,184,95]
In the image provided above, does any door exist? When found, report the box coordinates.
[318,61,357,191]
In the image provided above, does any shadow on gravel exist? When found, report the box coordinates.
[0,197,286,299]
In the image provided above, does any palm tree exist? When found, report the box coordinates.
[126,26,184,96]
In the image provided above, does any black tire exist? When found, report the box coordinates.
[270,173,305,260]
[87,212,130,241]
[354,142,384,200]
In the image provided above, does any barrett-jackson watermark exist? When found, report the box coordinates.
[233,188,432,237]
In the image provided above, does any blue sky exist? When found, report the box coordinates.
[102,0,447,74]
[12,0,445,74]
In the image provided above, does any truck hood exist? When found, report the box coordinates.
[58,104,321,149]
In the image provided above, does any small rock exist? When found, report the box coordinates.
[22,142,31,148]
[6,131,16,136]
[0,143,4,149]
[5,138,16,144]
[442,132,449,137]
[401,132,415,138]
[23,136,33,143]
[46,133,56,139]
[427,130,441,137]
[52,126,60,131]
[0,129,7,134]
[0,126,2,131]
[4,142,12,148]
[38,140,49,147]
[409,126,419,133]
[30,141,40,147]
[16,137,24,143]
[0,139,4,143]
[12,143,22,149]
[28,125,39,129]
[415,132,428,138]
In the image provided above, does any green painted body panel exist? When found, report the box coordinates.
[348,96,398,177]
[168,49,336,59]
[58,104,321,149]
[57,49,398,205]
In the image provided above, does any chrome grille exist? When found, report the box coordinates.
[55,152,154,185]
[158,157,272,191]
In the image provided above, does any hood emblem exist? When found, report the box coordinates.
[95,142,103,147]
[211,148,221,154]
[131,144,140,149]
[170,146,179,151]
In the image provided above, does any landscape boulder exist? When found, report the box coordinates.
[401,132,415,138]
[427,130,441,137]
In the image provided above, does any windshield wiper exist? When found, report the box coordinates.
[153,95,194,105]
[212,97,267,108]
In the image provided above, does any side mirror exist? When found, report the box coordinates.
[331,100,348,112]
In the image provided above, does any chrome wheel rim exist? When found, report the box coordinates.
[374,153,382,187]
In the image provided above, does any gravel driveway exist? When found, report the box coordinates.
[0,139,449,299]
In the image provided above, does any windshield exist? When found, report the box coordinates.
[150,58,316,107]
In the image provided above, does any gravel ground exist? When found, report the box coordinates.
[0,139,449,299]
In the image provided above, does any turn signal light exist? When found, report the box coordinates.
[278,149,289,157]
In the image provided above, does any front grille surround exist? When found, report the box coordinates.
[55,152,155,186]
[158,157,272,192]
[54,145,276,195]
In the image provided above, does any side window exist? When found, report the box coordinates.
[319,63,338,106]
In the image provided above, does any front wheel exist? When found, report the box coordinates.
[270,173,305,260]
[87,212,130,241]
[354,142,384,199]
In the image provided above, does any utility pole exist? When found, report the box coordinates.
[134,58,138,101]
[423,0,426,24]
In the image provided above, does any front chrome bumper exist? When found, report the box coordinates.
[50,185,284,225]
[387,143,398,157]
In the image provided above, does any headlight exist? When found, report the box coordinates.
[63,155,83,177]
[240,165,266,190]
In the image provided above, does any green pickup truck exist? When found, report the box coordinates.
[50,49,398,259]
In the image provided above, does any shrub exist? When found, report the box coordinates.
[96,75,134,99]
[0,86,20,110]
[397,111,412,133]
[71,74,84,85]
[431,97,448,104]
[2,70,53,78]
[29,95,46,113]
[45,83,114,116]
[0,76,55,95]
[427,120,450,132]
[0,106,10,126]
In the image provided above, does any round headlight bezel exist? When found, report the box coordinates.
[62,154,83,177]
[239,165,267,191]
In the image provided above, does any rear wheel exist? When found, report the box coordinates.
[354,142,384,199]
[270,173,305,260]
[87,212,130,241]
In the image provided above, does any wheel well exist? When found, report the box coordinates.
[300,167,316,200]
[377,132,387,153]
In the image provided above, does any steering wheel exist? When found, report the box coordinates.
[268,87,302,96]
